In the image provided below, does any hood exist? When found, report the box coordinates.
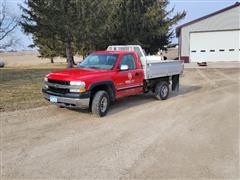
[47,68,111,81]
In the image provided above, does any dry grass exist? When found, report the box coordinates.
[0,51,81,112]
[0,67,65,112]
[0,51,82,68]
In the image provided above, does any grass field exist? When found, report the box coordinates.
[0,51,81,112]
[0,51,81,68]
[0,67,65,112]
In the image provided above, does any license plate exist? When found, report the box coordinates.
[50,96,58,103]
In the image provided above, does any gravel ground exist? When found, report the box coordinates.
[1,68,239,179]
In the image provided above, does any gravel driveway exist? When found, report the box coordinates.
[1,68,239,179]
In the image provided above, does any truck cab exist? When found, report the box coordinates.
[43,46,184,117]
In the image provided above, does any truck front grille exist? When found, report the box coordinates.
[48,79,70,86]
[48,86,69,94]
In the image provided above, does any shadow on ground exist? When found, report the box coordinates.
[68,85,202,116]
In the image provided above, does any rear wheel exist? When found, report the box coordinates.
[154,81,169,100]
[91,90,110,117]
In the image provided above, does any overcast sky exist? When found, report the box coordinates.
[1,0,239,50]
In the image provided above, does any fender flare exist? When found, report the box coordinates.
[88,80,116,100]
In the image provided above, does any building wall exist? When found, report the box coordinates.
[180,5,240,58]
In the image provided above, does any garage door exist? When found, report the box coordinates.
[190,30,240,62]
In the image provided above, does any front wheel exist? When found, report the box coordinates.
[154,81,169,100]
[91,90,110,117]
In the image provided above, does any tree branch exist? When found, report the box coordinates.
[0,0,19,49]
[0,2,6,27]
[0,23,18,41]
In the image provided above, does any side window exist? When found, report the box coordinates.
[119,54,136,70]
[127,55,137,70]
[119,55,128,67]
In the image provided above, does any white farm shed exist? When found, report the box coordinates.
[176,2,240,63]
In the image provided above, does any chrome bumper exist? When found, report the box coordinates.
[43,92,90,109]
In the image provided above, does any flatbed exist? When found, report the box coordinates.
[107,45,184,79]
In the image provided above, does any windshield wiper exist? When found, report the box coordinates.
[78,65,86,68]
[89,66,101,69]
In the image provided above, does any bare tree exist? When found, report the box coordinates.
[0,0,18,49]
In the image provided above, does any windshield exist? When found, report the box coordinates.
[78,54,119,70]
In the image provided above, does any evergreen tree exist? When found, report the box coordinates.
[34,36,65,63]
[105,0,186,54]
[20,0,186,67]
[21,0,79,68]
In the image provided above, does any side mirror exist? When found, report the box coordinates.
[120,65,129,71]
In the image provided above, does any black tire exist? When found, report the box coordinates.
[154,81,169,100]
[57,105,65,108]
[91,90,110,117]
[0,60,5,68]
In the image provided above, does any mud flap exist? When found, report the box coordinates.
[172,75,179,92]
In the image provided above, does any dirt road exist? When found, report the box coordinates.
[1,68,239,179]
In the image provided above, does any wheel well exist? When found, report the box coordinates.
[90,84,115,102]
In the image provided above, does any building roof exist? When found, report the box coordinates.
[176,2,240,37]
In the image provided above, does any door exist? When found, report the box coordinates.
[190,30,240,62]
[114,54,143,98]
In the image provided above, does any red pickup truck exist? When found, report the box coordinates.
[43,46,183,117]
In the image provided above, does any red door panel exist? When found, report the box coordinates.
[114,54,144,98]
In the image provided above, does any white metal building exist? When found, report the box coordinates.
[176,2,240,63]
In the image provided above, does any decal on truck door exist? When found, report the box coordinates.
[125,72,134,84]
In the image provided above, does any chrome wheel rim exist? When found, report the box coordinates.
[100,97,108,112]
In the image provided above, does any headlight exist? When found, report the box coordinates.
[70,81,86,93]
[44,77,48,82]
